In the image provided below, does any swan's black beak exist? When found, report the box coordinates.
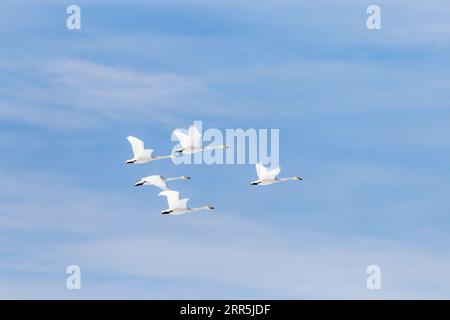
[208,206,215,210]
[250,182,259,185]
[126,160,136,164]
[161,210,173,215]
[296,177,303,180]
[135,181,145,186]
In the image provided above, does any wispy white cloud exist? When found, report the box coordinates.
[0,58,208,130]
[4,207,450,299]
[0,168,110,234]
[62,233,450,299]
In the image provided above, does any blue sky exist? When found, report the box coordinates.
[1,0,450,299]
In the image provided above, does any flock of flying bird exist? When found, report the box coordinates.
[125,124,303,215]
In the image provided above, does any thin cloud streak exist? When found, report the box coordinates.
[0,59,206,130]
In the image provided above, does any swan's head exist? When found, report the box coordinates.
[134,180,145,187]
[126,159,136,164]
[182,176,191,180]
[294,176,303,180]
[207,206,214,210]
[161,210,173,215]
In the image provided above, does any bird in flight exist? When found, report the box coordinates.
[125,136,173,164]
[251,162,303,186]
[134,175,191,190]
[172,125,227,155]
[158,190,214,215]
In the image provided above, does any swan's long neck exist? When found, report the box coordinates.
[189,206,214,212]
[154,154,175,160]
[278,176,303,182]
[165,176,190,181]
[204,144,227,150]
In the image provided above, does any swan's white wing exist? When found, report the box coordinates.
[127,136,145,157]
[173,129,190,148]
[159,190,180,209]
[175,198,189,210]
[188,125,202,148]
[266,166,281,179]
[256,163,269,180]
[146,175,168,190]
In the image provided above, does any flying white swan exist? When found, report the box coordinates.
[158,190,214,215]
[250,162,303,186]
[125,136,173,164]
[134,175,190,190]
[172,125,227,155]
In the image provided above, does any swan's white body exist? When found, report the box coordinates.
[251,163,303,186]
[126,136,173,164]
[158,190,214,215]
[172,125,227,155]
[134,175,190,190]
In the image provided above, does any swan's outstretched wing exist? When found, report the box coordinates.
[256,163,269,180]
[159,190,180,209]
[127,136,145,157]
[173,129,190,148]
[266,166,281,179]
[145,175,168,190]
[175,198,189,210]
[188,125,202,148]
